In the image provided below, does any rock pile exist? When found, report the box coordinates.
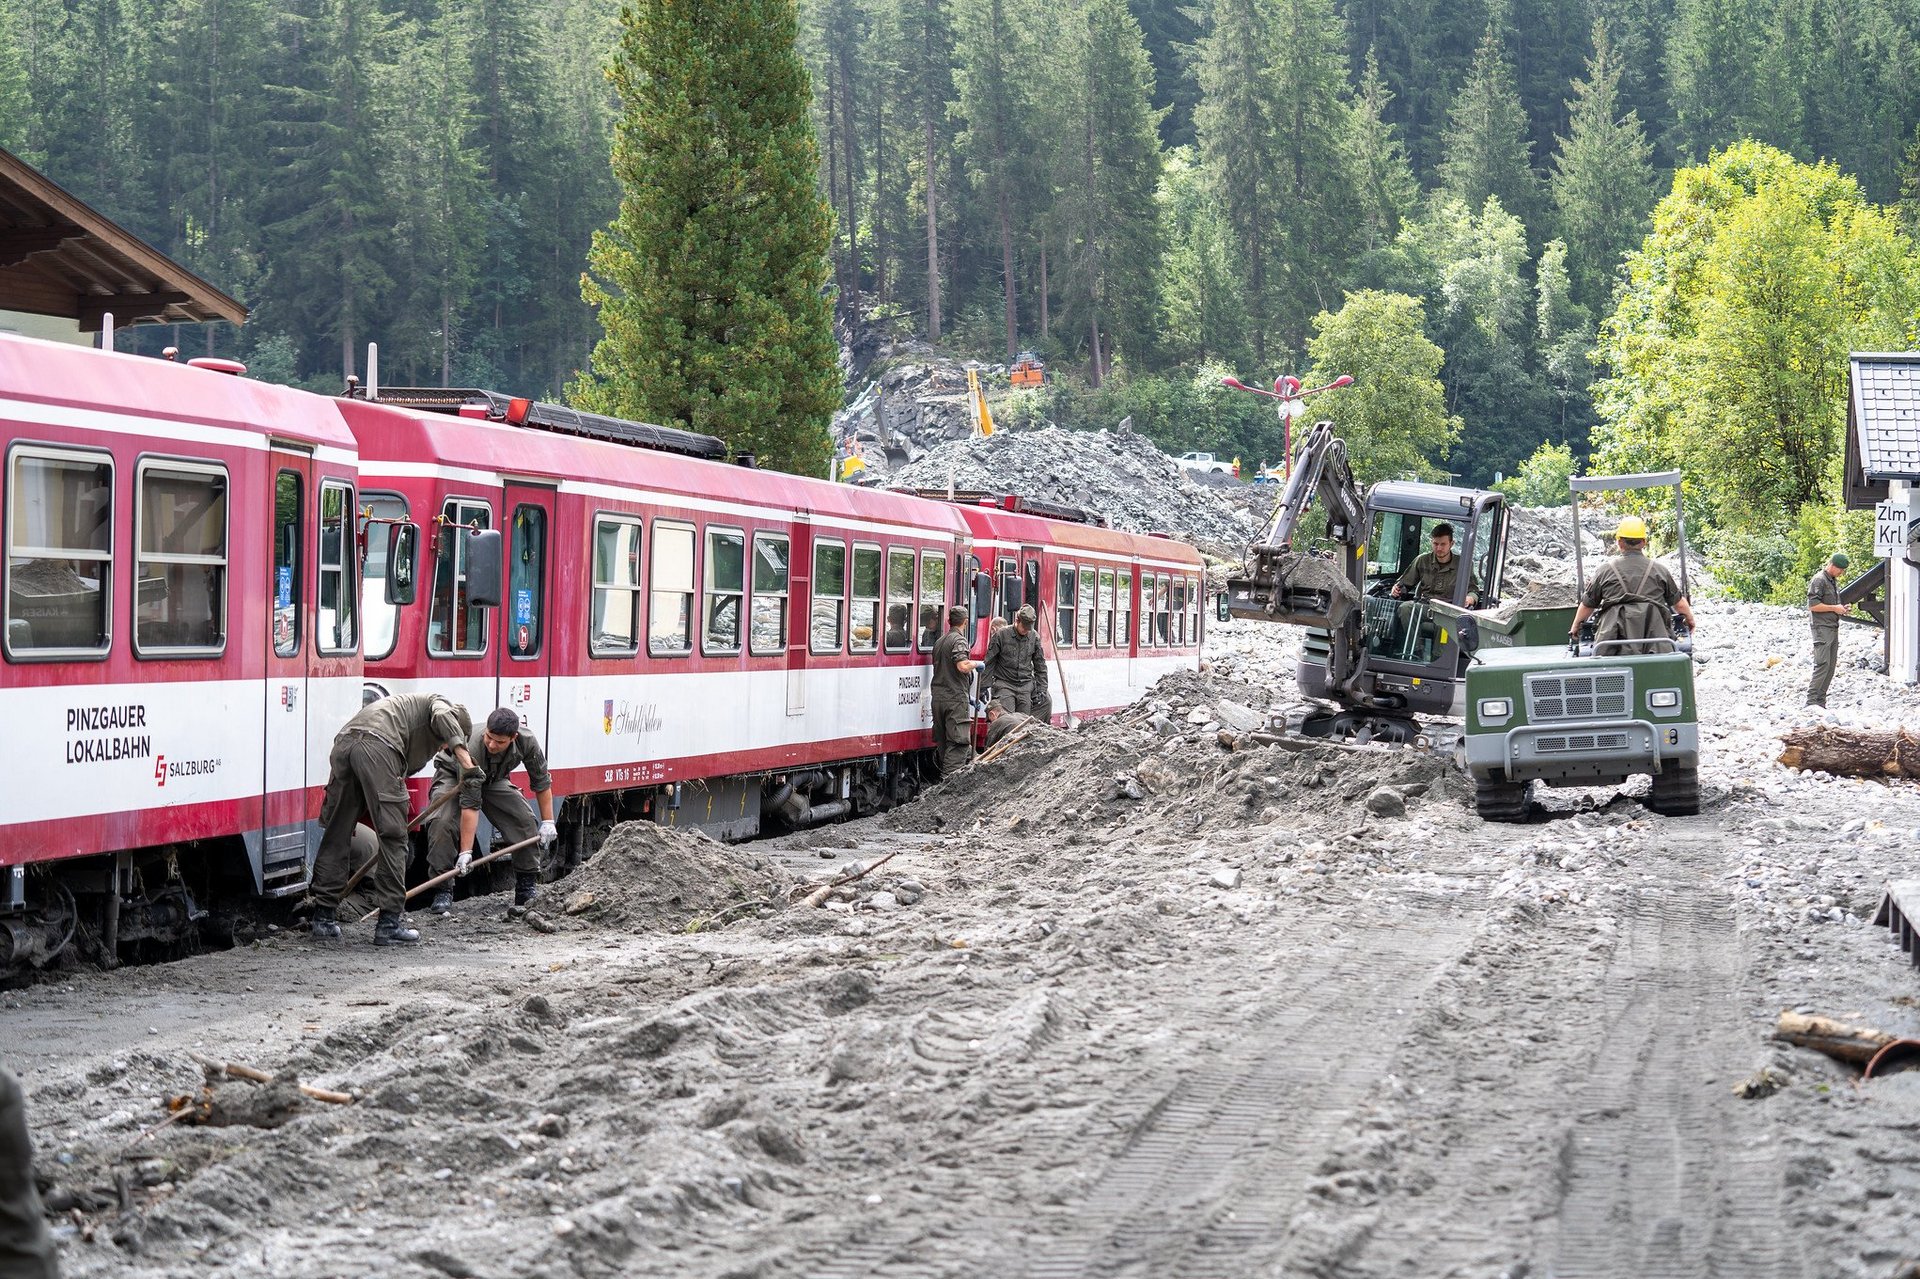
[892,425,1257,555]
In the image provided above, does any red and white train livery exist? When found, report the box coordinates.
[0,334,1206,969]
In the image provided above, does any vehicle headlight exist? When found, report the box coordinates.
[1648,689,1680,709]
[1478,697,1511,719]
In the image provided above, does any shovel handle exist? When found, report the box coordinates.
[337,784,465,897]
[354,834,542,922]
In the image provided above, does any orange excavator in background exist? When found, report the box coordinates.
[1009,350,1046,388]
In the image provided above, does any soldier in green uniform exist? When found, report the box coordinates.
[424,707,558,915]
[930,604,978,776]
[982,604,1050,716]
[983,704,1032,749]
[309,693,477,945]
[0,1065,57,1279]
[1806,552,1851,707]
[1389,522,1479,606]
[1568,515,1698,655]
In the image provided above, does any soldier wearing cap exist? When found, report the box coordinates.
[1569,515,1697,655]
[424,707,558,915]
[1806,552,1852,707]
[930,605,979,775]
[310,693,477,945]
[982,604,1052,720]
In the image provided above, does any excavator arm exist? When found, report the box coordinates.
[1226,421,1369,630]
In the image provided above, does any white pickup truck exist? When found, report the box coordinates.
[1175,451,1232,475]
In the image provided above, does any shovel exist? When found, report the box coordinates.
[355,833,542,922]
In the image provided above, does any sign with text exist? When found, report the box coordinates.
[1877,500,1909,557]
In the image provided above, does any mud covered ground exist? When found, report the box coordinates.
[10,609,1920,1279]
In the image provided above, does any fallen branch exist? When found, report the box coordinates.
[1773,1010,1895,1065]
[799,848,904,908]
[187,1051,355,1104]
[1778,726,1920,779]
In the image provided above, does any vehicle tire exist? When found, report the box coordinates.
[1647,765,1700,816]
[1473,776,1528,822]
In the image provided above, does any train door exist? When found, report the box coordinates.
[500,486,554,745]
[1125,559,1140,689]
[788,515,811,717]
[262,452,313,895]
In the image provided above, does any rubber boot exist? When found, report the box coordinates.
[310,905,341,940]
[509,871,539,915]
[373,910,420,946]
[429,887,454,915]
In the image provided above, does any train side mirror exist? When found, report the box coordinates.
[971,570,993,621]
[385,523,418,606]
[465,529,504,607]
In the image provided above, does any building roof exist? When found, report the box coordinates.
[1845,353,1920,508]
[0,147,247,330]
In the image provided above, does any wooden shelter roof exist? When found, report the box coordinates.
[0,147,247,330]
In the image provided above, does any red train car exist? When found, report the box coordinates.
[0,334,361,966]
[0,346,1205,971]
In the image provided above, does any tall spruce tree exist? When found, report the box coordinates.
[1196,0,1283,365]
[1666,0,1756,161]
[1046,0,1164,384]
[1437,28,1540,235]
[576,0,839,477]
[1347,48,1419,254]
[954,0,1039,358]
[897,0,957,338]
[1549,21,1656,314]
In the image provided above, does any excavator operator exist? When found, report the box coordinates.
[1388,522,1478,608]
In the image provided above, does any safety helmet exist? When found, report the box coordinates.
[1616,515,1649,540]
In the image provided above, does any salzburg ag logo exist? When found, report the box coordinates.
[155,755,221,787]
[281,684,300,711]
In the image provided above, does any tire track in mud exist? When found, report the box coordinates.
[766,894,1482,1279]
[1547,858,1800,1279]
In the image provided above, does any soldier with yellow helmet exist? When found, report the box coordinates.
[1568,515,1697,654]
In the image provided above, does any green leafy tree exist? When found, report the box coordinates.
[1593,142,1920,557]
[1493,439,1576,505]
[1534,238,1593,440]
[1437,29,1540,234]
[576,0,839,477]
[1549,21,1656,315]
[1304,289,1462,484]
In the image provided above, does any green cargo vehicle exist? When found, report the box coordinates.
[1460,470,1701,821]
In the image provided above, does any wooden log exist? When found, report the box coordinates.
[1773,1010,1896,1064]
[1778,726,1920,779]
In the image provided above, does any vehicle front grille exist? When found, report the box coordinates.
[1526,669,1631,722]
[1534,731,1631,754]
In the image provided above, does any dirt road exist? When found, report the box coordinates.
[10,611,1920,1278]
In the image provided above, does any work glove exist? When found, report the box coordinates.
[539,820,558,848]
[462,765,485,783]
[454,850,473,878]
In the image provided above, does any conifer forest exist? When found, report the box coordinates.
[6,0,1920,597]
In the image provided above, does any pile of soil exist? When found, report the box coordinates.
[559,823,791,932]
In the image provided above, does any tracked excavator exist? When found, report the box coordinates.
[1223,420,1526,744]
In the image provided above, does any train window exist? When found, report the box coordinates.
[750,532,789,656]
[134,460,228,656]
[703,527,744,655]
[428,499,491,656]
[1155,576,1172,645]
[1024,559,1041,611]
[1076,565,1095,647]
[850,544,881,654]
[997,556,1018,622]
[1055,565,1075,646]
[273,471,301,657]
[316,481,357,654]
[649,521,696,656]
[1138,573,1155,647]
[590,514,642,657]
[1171,578,1188,646]
[359,493,406,661]
[507,505,546,658]
[918,551,946,652]
[811,539,846,654]
[1118,570,1132,647]
[1097,568,1115,647]
[1190,576,1202,645]
[884,548,914,653]
[6,447,112,659]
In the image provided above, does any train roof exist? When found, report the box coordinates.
[338,397,975,535]
[947,499,1206,566]
[0,333,356,451]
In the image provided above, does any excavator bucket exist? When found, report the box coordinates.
[1225,549,1361,629]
